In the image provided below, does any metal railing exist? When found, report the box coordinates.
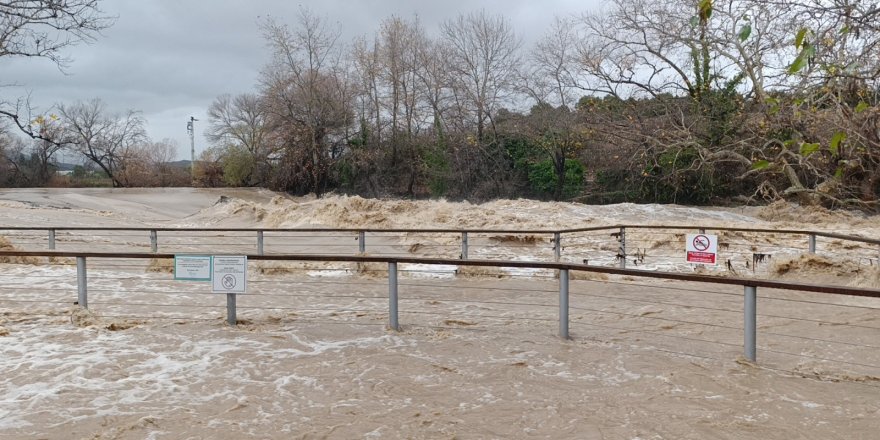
[2,224,877,253]
[1,248,879,370]
[2,224,878,277]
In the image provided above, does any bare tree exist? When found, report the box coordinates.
[748,0,880,205]
[206,93,270,184]
[0,132,30,185]
[207,94,267,154]
[0,109,70,185]
[58,99,147,187]
[569,0,770,202]
[570,0,880,206]
[378,17,428,151]
[576,0,703,99]
[707,1,793,103]
[376,16,433,193]
[0,0,113,67]
[352,35,384,146]
[260,9,354,195]
[441,10,522,142]
[524,16,581,108]
[414,38,454,138]
[0,1,115,141]
[28,113,66,183]
[124,138,181,187]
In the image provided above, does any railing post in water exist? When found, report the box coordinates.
[388,262,399,331]
[461,232,469,260]
[150,230,158,253]
[257,230,264,256]
[618,227,626,269]
[808,234,816,254]
[226,293,237,325]
[48,229,56,250]
[559,268,569,339]
[554,232,561,262]
[744,285,757,363]
[358,231,366,254]
[76,256,88,309]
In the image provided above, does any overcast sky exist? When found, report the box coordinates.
[5,0,603,162]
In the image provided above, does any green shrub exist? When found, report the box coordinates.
[222,146,255,187]
[528,159,584,199]
[423,145,450,197]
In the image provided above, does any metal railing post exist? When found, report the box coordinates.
[388,262,399,331]
[808,234,816,254]
[554,232,561,262]
[619,227,626,269]
[559,268,569,339]
[226,293,237,325]
[461,232,468,260]
[48,229,56,250]
[150,230,158,253]
[257,230,264,256]
[358,231,366,254]
[744,285,757,363]
[76,256,87,309]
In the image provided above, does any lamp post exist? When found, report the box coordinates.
[187,116,198,182]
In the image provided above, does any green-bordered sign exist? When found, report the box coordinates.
[174,255,213,281]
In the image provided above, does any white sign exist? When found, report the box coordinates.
[174,255,212,281]
[212,256,247,294]
[686,234,718,265]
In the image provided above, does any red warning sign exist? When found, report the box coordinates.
[686,234,718,265]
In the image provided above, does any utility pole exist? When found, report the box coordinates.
[187,116,198,183]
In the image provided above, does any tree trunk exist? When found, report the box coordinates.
[554,151,565,201]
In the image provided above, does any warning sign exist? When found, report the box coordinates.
[212,256,247,294]
[686,234,718,265]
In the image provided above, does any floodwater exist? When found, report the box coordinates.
[0,188,878,439]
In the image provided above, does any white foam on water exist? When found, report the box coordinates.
[307,269,352,278]
[500,255,554,278]
[400,263,458,279]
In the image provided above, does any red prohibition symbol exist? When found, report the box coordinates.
[693,234,711,251]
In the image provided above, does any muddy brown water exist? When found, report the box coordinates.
[0,189,878,439]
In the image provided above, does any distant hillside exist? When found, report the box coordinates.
[53,161,190,171]
[54,162,78,171]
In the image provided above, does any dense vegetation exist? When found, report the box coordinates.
[2,1,879,209]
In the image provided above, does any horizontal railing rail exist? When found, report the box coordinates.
[567,224,880,246]
[0,223,877,243]
[0,226,561,234]
[1,224,877,245]
[2,250,878,297]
